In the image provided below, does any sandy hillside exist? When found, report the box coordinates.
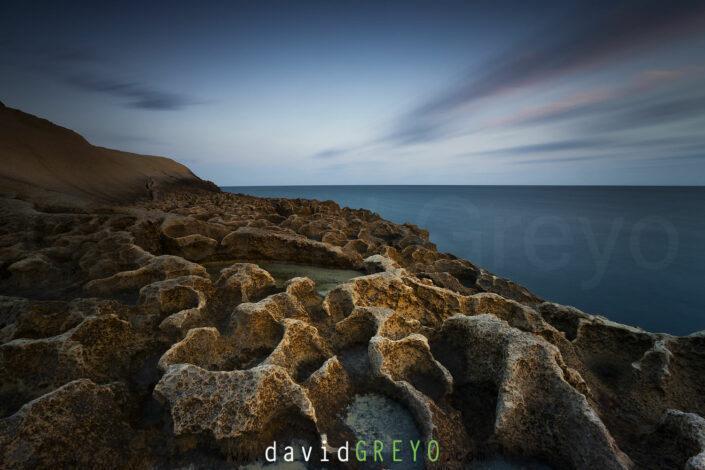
[0,101,217,203]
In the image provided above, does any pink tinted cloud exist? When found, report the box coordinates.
[483,65,703,130]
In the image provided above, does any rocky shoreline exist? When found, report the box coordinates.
[0,187,703,469]
[0,104,703,470]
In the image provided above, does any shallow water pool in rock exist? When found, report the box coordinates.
[342,394,556,470]
[343,393,424,470]
[202,261,362,294]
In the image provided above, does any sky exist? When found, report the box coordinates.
[1,0,705,185]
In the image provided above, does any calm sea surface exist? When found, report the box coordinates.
[222,186,705,336]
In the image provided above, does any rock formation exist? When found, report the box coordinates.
[0,101,218,205]
[1,107,703,469]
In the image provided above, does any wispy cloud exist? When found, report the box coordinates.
[1,42,198,111]
[64,73,196,110]
[387,0,705,145]
[587,95,705,133]
[650,153,705,161]
[494,69,705,131]
[457,139,609,158]
[306,1,705,168]
[517,154,613,165]
[312,147,349,159]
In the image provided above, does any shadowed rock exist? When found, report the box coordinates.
[154,363,317,461]
[0,379,134,469]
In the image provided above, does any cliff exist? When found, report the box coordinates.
[0,101,218,204]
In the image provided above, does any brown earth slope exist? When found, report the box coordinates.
[0,101,218,204]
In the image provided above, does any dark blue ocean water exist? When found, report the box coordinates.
[223,186,705,336]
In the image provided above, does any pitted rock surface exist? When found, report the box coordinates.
[0,187,703,470]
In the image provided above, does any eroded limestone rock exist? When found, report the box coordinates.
[213,262,276,305]
[0,314,140,415]
[0,379,134,469]
[1,187,703,470]
[154,363,317,460]
[436,314,632,470]
[84,255,207,297]
[656,410,705,470]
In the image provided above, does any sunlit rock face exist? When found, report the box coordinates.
[0,188,704,470]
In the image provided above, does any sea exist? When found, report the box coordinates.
[222,186,705,336]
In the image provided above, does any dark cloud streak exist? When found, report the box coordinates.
[456,139,608,158]
[312,148,349,159]
[587,95,705,133]
[517,154,611,165]
[1,41,197,111]
[488,76,705,134]
[64,73,195,110]
[460,132,705,165]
